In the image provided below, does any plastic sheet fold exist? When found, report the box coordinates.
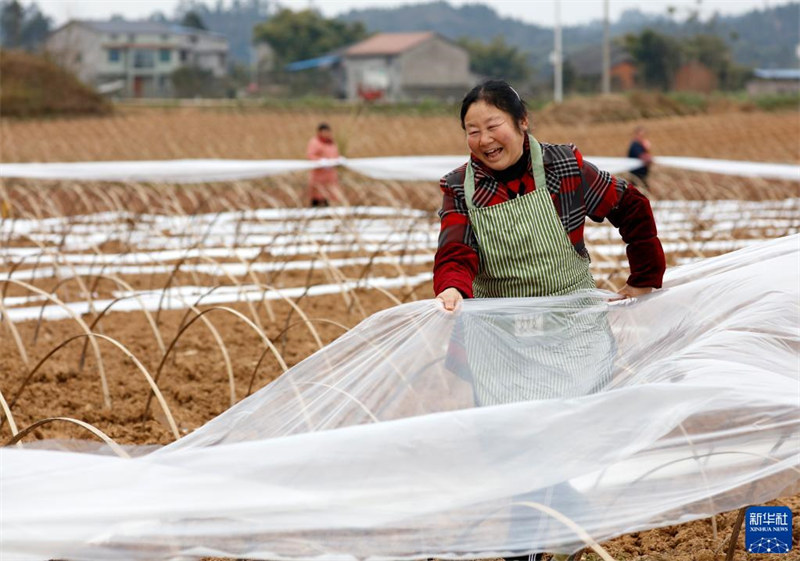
[1,235,799,561]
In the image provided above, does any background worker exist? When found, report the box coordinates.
[627,125,653,191]
[306,122,341,207]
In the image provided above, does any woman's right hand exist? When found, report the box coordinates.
[436,287,463,311]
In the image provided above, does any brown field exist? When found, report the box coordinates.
[1,105,798,163]
[1,106,799,561]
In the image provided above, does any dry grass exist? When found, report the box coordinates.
[0,106,797,163]
[0,49,111,118]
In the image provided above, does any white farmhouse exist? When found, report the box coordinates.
[45,20,229,97]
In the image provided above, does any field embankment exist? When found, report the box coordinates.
[0,49,111,118]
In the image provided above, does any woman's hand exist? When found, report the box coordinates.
[436,287,463,311]
[616,284,654,299]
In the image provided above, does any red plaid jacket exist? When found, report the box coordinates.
[434,138,666,298]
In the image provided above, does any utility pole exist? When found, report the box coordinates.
[553,0,563,103]
[602,0,611,94]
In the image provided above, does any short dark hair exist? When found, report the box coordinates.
[460,80,528,130]
[317,122,331,132]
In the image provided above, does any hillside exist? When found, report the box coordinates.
[0,49,111,118]
[123,1,800,70]
[337,1,800,74]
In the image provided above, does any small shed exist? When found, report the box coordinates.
[673,61,717,93]
[746,69,800,96]
[567,44,636,92]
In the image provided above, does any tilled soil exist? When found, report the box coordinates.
[2,108,799,559]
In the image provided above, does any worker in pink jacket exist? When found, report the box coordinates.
[306,123,341,207]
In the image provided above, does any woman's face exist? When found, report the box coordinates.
[464,100,528,171]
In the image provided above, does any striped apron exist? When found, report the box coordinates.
[461,135,614,404]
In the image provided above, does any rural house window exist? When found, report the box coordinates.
[180,50,188,62]
[108,48,120,63]
[160,49,171,63]
[133,49,155,68]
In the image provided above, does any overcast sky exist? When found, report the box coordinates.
[26,0,796,28]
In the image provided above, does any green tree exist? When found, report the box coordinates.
[19,8,49,49]
[682,34,728,76]
[181,10,207,30]
[0,0,23,48]
[457,36,530,82]
[148,11,169,23]
[171,66,218,97]
[624,29,682,90]
[253,9,366,65]
[683,33,751,90]
[562,59,577,94]
[0,0,50,50]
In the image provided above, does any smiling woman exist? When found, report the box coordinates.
[464,101,528,170]
[432,80,669,561]
[434,79,666,310]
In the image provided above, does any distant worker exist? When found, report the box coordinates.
[306,122,341,207]
[627,125,653,191]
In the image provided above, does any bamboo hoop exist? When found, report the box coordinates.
[0,279,111,409]
[6,332,179,440]
[5,416,130,459]
[0,387,19,437]
[143,305,289,419]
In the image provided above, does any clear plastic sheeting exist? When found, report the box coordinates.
[653,156,800,181]
[0,155,638,183]
[2,235,799,561]
[2,155,797,183]
[0,158,327,183]
[345,156,648,180]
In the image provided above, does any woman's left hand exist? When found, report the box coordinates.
[616,284,654,299]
